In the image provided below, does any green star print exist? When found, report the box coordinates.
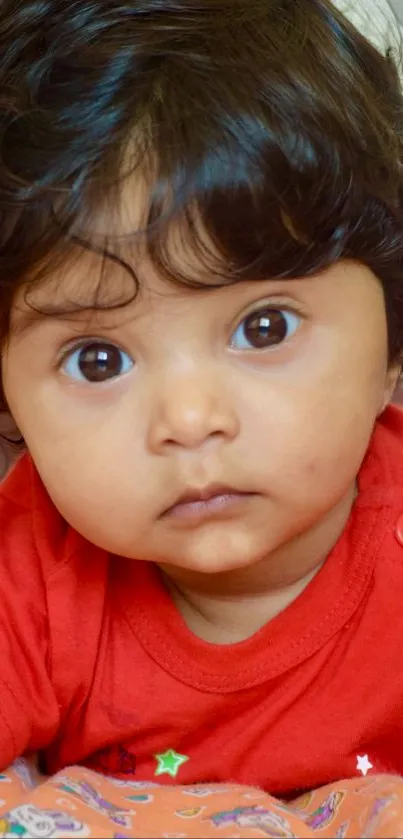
[154,748,189,778]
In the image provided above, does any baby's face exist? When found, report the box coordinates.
[2,251,396,581]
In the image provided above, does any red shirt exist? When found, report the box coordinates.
[2,405,403,796]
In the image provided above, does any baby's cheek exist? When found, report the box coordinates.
[298,426,365,500]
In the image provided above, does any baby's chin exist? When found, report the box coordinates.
[152,530,282,580]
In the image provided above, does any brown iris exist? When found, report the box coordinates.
[242,309,288,348]
[77,343,124,382]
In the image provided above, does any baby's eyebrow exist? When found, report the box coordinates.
[12,302,103,338]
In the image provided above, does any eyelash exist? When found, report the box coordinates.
[229,301,303,351]
[57,338,133,383]
[230,298,305,328]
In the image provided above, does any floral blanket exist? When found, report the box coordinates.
[0,759,403,837]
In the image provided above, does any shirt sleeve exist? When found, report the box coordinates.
[0,457,60,769]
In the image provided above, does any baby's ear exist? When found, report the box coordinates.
[381,362,403,414]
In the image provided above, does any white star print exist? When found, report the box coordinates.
[356,754,373,776]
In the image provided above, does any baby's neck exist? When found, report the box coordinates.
[160,483,356,644]
[163,568,322,644]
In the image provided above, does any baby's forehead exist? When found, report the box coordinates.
[9,216,240,331]
[7,246,210,339]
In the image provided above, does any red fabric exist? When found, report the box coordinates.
[1,406,403,795]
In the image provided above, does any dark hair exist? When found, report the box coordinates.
[0,0,402,445]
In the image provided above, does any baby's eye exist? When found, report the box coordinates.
[230,307,300,350]
[61,341,134,383]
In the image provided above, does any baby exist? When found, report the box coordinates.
[0,0,402,802]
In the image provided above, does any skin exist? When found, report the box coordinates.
[2,247,399,643]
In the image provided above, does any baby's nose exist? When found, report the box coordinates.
[146,370,239,452]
